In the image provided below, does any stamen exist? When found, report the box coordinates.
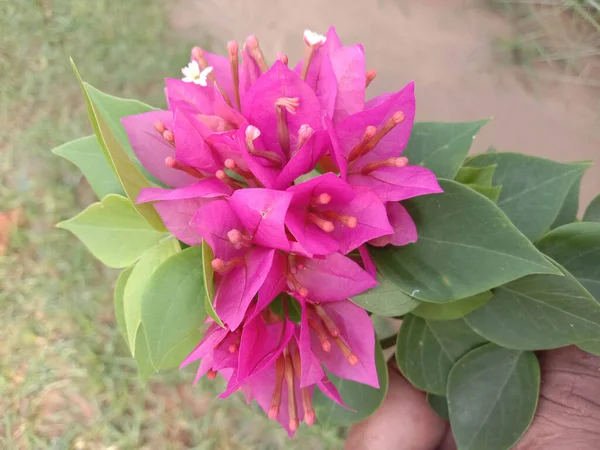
[307,317,332,352]
[275,98,300,115]
[245,35,268,73]
[348,126,377,162]
[320,210,358,228]
[227,40,241,111]
[269,355,286,419]
[307,212,335,233]
[162,130,175,144]
[297,124,314,151]
[227,229,253,249]
[192,46,232,106]
[228,337,241,353]
[314,305,340,337]
[215,170,242,190]
[359,112,406,158]
[224,159,254,180]
[301,29,327,80]
[285,272,308,297]
[333,337,359,365]
[207,369,217,380]
[276,53,289,66]
[275,104,291,156]
[284,350,299,432]
[311,193,331,207]
[153,120,167,134]
[245,126,283,167]
[211,257,245,275]
[366,69,377,87]
[164,157,204,179]
[293,350,315,426]
[360,156,409,175]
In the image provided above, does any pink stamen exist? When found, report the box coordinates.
[311,192,331,207]
[215,170,242,190]
[334,337,359,365]
[320,210,358,228]
[293,350,315,426]
[245,35,268,73]
[314,305,340,337]
[224,159,254,180]
[207,369,217,380]
[275,104,291,156]
[211,256,245,275]
[307,212,335,232]
[246,126,283,167]
[227,228,253,249]
[275,98,300,115]
[360,156,409,175]
[284,350,299,432]
[192,46,232,106]
[276,52,289,66]
[153,120,167,134]
[348,126,377,162]
[297,124,314,151]
[269,355,286,419]
[164,157,204,179]
[366,69,377,87]
[227,40,241,111]
[308,317,332,352]
[359,111,405,158]
[162,130,175,144]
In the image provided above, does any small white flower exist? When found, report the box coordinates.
[303,29,327,46]
[181,61,213,86]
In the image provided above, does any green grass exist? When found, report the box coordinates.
[488,0,600,87]
[0,1,343,448]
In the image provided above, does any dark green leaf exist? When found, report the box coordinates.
[351,271,420,316]
[583,194,600,223]
[114,266,133,350]
[426,393,449,421]
[269,294,302,322]
[396,315,487,395]
[578,340,600,356]
[314,340,388,426]
[412,291,492,321]
[455,164,497,186]
[447,344,540,450]
[201,240,224,327]
[52,136,124,199]
[466,263,600,350]
[551,176,583,229]
[464,184,502,202]
[403,120,488,179]
[71,59,165,231]
[370,180,559,303]
[124,238,180,353]
[465,153,591,241]
[57,194,169,268]
[142,247,207,370]
[537,222,600,299]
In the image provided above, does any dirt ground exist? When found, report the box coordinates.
[170,0,600,209]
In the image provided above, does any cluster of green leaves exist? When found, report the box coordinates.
[55,64,600,447]
[352,120,600,450]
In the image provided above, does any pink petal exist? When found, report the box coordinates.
[297,298,327,388]
[311,300,378,388]
[190,199,244,260]
[173,109,220,173]
[324,26,343,52]
[254,252,287,319]
[348,165,443,203]
[239,46,262,101]
[214,247,275,330]
[330,44,366,124]
[294,47,337,118]
[369,202,418,247]
[230,188,292,251]
[200,49,237,110]
[165,78,215,116]
[180,324,228,368]
[294,252,377,302]
[274,130,329,190]
[136,178,233,203]
[236,125,281,189]
[121,111,197,187]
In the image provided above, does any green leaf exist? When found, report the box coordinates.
[551,175,583,229]
[314,340,388,426]
[396,315,487,395]
[578,340,600,356]
[403,120,488,179]
[426,393,449,421]
[71,59,165,231]
[351,271,421,316]
[412,291,492,321]
[583,194,600,223]
[465,263,600,350]
[85,83,165,186]
[455,164,497,186]
[57,194,169,269]
[464,184,502,203]
[447,344,540,450]
[114,266,133,350]
[465,153,591,241]
[201,240,224,327]
[370,180,559,303]
[269,294,302,323]
[142,247,207,370]
[52,136,124,199]
[134,324,157,384]
[124,238,180,354]
[537,222,600,300]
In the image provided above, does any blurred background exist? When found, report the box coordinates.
[1,0,599,448]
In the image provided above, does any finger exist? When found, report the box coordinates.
[345,364,448,450]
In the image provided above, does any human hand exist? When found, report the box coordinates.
[345,346,600,450]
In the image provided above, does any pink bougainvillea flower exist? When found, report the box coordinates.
[297,297,378,388]
[136,178,232,245]
[190,199,277,330]
[285,172,392,255]
[369,201,418,247]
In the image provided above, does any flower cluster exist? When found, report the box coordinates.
[121,27,441,434]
